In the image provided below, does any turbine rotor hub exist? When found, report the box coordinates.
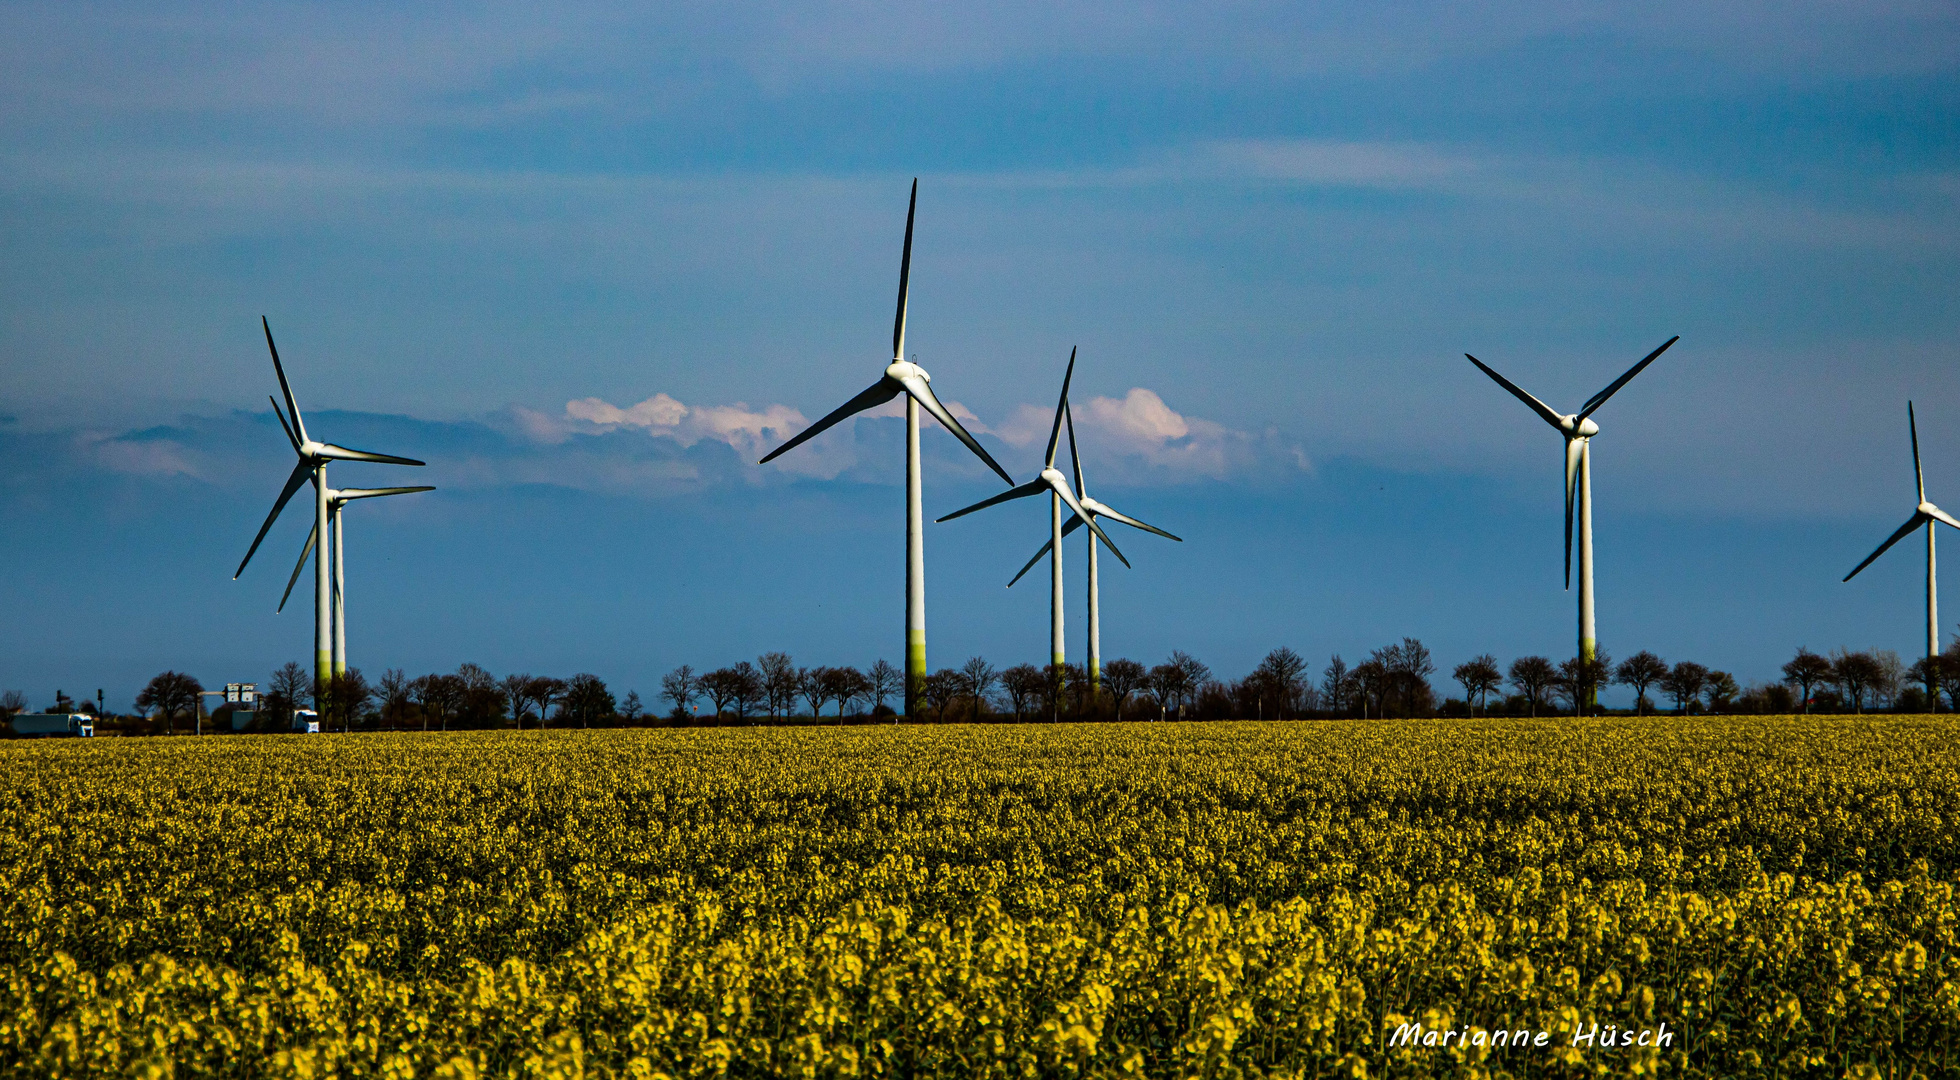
[886,360,927,383]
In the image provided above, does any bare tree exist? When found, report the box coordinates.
[758,652,798,719]
[729,661,764,722]
[0,690,25,717]
[1614,652,1667,716]
[563,673,615,726]
[1907,655,1942,712]
[619,691,644,723]
[822,666,871,720]
[960,656,999,720]
[136,671,203,734]
[528,676,567,729]
[798,667,828,720]
[1507,656,1555,718]
[1253,647,1309,720]
[1101,658,1147,719]
[867,660,902,717]
[660,665,698,721]
[500,673,533,727]
[922,669,962,721]
[1170,652,1212,711]
[416,673,465,732]
[1782,649,1833,714]
[269,661,310,727]
[1832,650,1884,713]
[697,668,739,724]
[378,668,412,728]
[1551,652,1611,717]
[1146,662,1185,720]
[1320,655,1353,716]
[325,667,373,731]
[1000,664,1044,721]
[1659,661,1709,715]
[1452,655,1503,716]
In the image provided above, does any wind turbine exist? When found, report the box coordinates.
[1844,402,1960,664]
[1003,399,1181,689]
[275,485,436,674]
[236,318,426,688]
[939,348,1129,676]
[757,180,1015,717]
[1464,335,1678,702]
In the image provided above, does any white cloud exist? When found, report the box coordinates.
[84,432,202,478]
[997,387,1304,483]
[563,392,806,458]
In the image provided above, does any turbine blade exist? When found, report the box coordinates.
[893,178,917,361]
[1087,499,1181,541]
[1045,347,1077,469]
[278,523,318,613]
[1579,336,1678,421]
[1844,512,1929,582]
[236,460,313,578]
[1007,538,1053,588]
[315,444,426,466]
[936,478,1047,522]
[1564,437,1582,590]
[1065,397,1085,496]
[1465,353,1564,431]
[1051,478,1130,568]
[1911,401,1925,503]
[759,378,899,464]
[1004,516,1086,586]
[336,486,435,500]
[900,374,1015,485]
[269,395,301,453]
[1928,504,1960,531]
[262,317,308,444]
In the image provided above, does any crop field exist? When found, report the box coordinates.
[1,718,1957,1078]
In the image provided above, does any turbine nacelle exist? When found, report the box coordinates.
[885,359,929,383]
[1562,416,1600,438]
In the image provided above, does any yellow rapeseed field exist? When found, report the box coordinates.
[1,718,1955,1078]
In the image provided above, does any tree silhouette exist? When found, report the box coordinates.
[1253,647,1308,720]
[563,673,615,726]
[1507,656,1554,718]
[998,665,1042,721]
[759,652,797,719]
[135,671,202,734]
[867,660,902,717]
[1452,655,1502,717]
[499,673,533,726]
[959,657,999,720]
[1781,649,1832,714]
[660,665,698,721]
[1832,651,1883,713]
[1615,652,1667,716]
[1101,659,1147,719]
[1660,661,1708,715]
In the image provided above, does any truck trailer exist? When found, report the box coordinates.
[9,714,95,738]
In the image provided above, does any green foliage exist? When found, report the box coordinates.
[0,718,1957,1077]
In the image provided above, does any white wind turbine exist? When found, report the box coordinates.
[758,179,1015,717]
[1844,402,1960,664]
[275,484,435,675]
[1003,398,1181,689]
[236,318,427,687]
[1465,335,1678,700]
[938,348,1130,674]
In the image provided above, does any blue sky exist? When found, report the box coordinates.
[2,1,1957,710]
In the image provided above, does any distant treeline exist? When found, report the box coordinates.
[9,638,1959,735]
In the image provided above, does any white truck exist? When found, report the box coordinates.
[10,714,95,738]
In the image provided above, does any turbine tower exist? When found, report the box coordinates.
[758,180,1014,717]
[1464,335,1678,702]
[236,318,426,688]
[275,485,436,674]
[939,348,1128,675]
[1844,402,1960,664]
[1004,399,1181,689]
